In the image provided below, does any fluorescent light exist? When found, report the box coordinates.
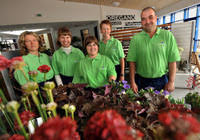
[0,29,46,35]
[112,1,120,7]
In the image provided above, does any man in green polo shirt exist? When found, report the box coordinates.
[127,7,180,93]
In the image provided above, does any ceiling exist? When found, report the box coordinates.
[59,0,182,11]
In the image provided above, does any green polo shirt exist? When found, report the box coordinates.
[73,54,117,88]
[14,53,55,86]
[52,46,85,76]
[99,36,125,65]
[127,28,180,78]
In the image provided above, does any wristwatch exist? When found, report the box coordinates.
[120,74,124,76]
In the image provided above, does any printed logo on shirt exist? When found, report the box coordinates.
[74,60,79,63]
[100,66,106,70]
[160,41,166,47]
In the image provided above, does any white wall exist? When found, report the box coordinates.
[0,0,141,26]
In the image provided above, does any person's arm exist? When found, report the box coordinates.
[129,62,138,93]
[55,75,63,86]
[164,62,176,92]
[107,57,117,82]
[119,58,125,81]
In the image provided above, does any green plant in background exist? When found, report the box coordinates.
[168,95,185,105]
[185,92,200,109]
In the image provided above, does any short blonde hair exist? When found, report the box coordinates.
[18,31,43,55]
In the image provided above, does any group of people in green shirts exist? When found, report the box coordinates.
[14,19,125,90]
[14,7,180,93]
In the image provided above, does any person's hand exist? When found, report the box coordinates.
[164,81,175,92]
[119,76,124,81]
[131,82,138,93]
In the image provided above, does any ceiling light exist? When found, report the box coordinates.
[112,1,120,7]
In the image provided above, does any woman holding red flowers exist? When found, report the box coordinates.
[14,31,54,86]
[52,27,84,85]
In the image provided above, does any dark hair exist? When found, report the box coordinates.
[100,20,112,29]
[85,36,98,47]
[56,27,72,47]
[141,7,157,17]
[18,31,43,55]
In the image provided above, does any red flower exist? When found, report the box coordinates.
[10,56,23,63]
[37,65,51,73]
[15,111,35,130]
[170,110,180,119]
[84,110,141,140]
[8,134,25,140]
[0,97,2,104]
[175,132,186,140]
[183,114,200,133]
[158,112,172,125]
[158,110,200,140]
[0,55,11,71]
[30,117,80,140]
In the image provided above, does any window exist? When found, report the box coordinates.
[165,15,171,23]
[175,11,184,22]
[189,6,197,18]
[159,17,163,25]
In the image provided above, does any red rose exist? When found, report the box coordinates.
[37,65,51,73]
[84,110,139,140]
[31,117,80,140]
[8,134,25,140]
[0,55,11,71]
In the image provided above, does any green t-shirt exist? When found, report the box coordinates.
[127,28,180,78]
[52,46,85,76]
[73,54,117,88]
[14,53,55,85]
[99,36,125,65]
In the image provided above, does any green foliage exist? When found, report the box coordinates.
[168,95,185,105]
[185,92,200,108]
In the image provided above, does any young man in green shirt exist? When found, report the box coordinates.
[73,36,116,88]
[127,7,180,93]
